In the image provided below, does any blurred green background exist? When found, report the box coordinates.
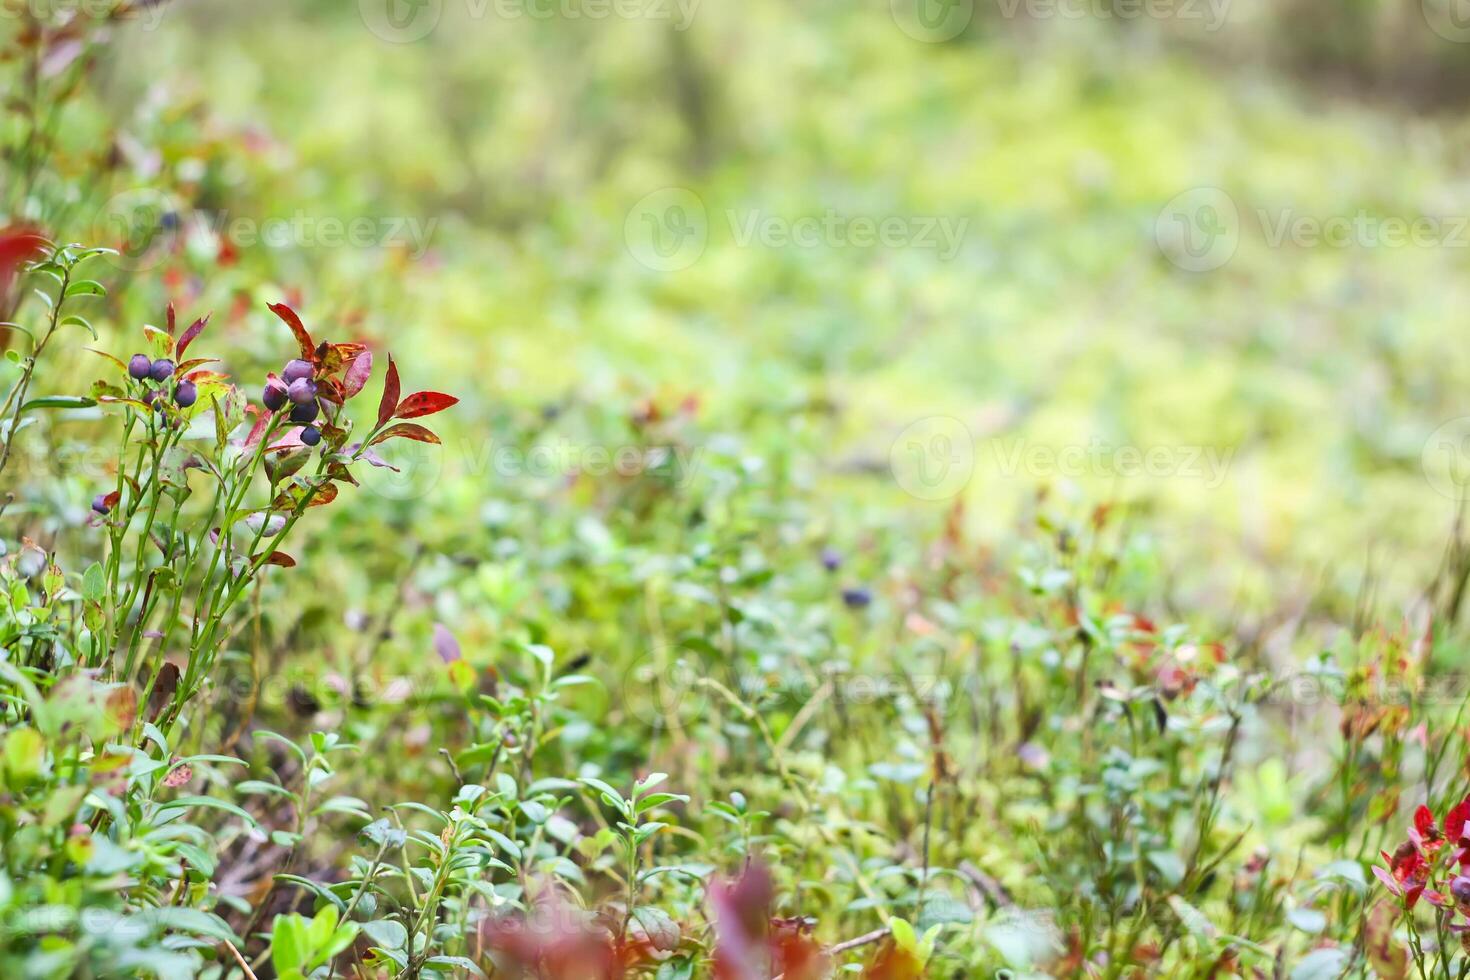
[57,0,1470,630]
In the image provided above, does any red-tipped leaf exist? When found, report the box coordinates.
[369,422,440,446]
[267,302,315,361]
[342,350,373,399]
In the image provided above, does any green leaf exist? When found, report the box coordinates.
[20,395,96,410]
[362,918,408,951]
[81,562,105,602]
[63,279,106,298]
[155,795,259,827]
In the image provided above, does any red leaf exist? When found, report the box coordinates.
[263,551,296,567]
[267,302,315,361]
[369,422,440,446]
[396,391,458,420]
[176,314,210,359]
[377,355,400,427]
[243,408,270,448]
[342,349,373,399]
[0,226,47,285]
[165,302,176,337]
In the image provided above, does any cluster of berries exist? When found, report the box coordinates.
[126,352,196,409]
[261,358,323,446]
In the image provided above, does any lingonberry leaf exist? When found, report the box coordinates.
[369,422,440,446]
[176,314,210,359]
[268,301,316,361]
[395,391,458,420]
[377,355,400,427]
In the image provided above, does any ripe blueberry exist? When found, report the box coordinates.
[282,359,314,383]
[821,548,842,572]
[287,378,317,405]
[91,493,111,515]
[290,399,319,424]
[1453,876,1470,905]
[841,587,872,609]
[149,358,174,382]
[300,425,322,447]
[174,380,198,408]
[262,377,288,412]
[128,353,152,380]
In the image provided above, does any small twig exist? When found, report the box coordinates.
[829,926,892,955]
[223,938,259,980]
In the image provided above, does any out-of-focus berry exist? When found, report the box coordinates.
[841,587,872,609]
[287,378,317,405]
[91,493,111,515]
[821,548,842,572]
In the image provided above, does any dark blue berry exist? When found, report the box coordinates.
[290,399,319,424]
[149,359,174,382]
[173,380,197,408]
[128,353,152,380]
[300,425,322,447]
[841,587,872,609]
[262,377,288,412]
[282,359,314,383]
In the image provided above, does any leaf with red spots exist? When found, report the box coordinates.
[396,391,458,420]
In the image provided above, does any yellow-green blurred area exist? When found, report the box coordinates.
[84,0,1470,622]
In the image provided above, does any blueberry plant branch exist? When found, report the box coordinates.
[80,298,456,743]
